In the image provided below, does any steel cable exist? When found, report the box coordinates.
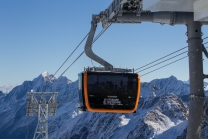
[60,23,112,78]
[45,24,112,91]
[135,36,208,72]
[136,51,187,73]
[53,32,89,76]
[139,41,208,77]
[134,46,188,71]
[45,34,208,91]
[140,56,187,77]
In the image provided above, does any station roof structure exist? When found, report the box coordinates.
[143,0,208,21]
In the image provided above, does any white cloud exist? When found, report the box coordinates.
[0,84,19,93]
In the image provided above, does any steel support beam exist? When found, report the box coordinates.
[110,12,208,25]
[112,12,193,25]
[186,21,205,139]
[84,15,113,71]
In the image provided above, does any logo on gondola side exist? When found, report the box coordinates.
[103,97,123,105]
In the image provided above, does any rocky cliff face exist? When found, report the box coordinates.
[0,73,207,139]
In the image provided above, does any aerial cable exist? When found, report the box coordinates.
[55,40,208,96]
[59,52,84,78]
[45,24,112,91]
[203,36,208,40]
[93,23,112,43]
[135,37,208,72]
[140,56,187,77]
[93,28,105,43]
[204,42,208,46]
[54,23,112,77]
[134,46,188,71]
[53,32,90,76]
[136,51,187,73]
[59,23,112,76]
[45,54,84,91]
[139,41,208,77]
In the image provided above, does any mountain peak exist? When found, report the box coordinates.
[42,71,50,78]
[168,75,177,80]
[40,71,56,82]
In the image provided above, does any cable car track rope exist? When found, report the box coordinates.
[135,37,208,72]
[43,43,208,102]
[53,23,112,77]
[53,32,90,76]
[139,41,208,76]
[44,23,112,91]
[43,30,207,92]
[134,46,188,71]
[140,56,188,77]
[136,51,188,73]
[57,23,112,78]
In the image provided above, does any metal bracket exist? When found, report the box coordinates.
[26,92,59,139]
[84,15,113,71]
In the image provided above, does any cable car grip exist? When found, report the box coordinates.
[84,14,113,71]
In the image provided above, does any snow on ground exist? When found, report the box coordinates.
[154,120,188,139]
[119,115,130,127]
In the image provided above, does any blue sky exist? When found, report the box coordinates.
[1,0,208,86]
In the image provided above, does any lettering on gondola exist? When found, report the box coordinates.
[103,98,123,105]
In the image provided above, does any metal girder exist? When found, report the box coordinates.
[101,0,208,26]
[26,92,59,139]
[104,0,144,20]
[104,11,208,25]
[142,0,208,21]
[84,15,113,71]
[33,104,49,139]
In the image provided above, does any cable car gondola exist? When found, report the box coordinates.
[78,70,140,113]
[78,13,141,113]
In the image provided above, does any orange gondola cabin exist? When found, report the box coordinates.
[78,71,141,113]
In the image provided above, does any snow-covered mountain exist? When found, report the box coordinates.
[0,73,207,139]
[0,91,5,98]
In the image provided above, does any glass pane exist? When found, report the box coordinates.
[87,72,138,110]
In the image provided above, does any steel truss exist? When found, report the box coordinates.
[26,92,59,139]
